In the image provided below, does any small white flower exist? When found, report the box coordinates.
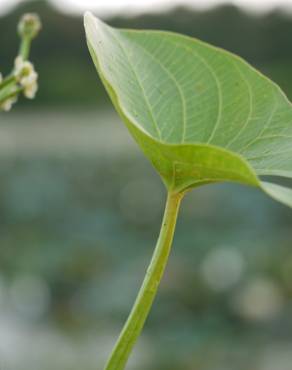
[14,56,34,82]
[14,55,22,70]
[18,13,42,39]
[0,96,18,112]
[13,56,38,99]
[21,70,37,86]
[14,56,28,77]
[24,79,38,99]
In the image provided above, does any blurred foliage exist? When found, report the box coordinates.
[0,111,292,370]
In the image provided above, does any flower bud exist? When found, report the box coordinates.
[18,13,41,39]
[14,56,38,99]
[0,96,18,112]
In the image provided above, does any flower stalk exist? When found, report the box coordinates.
[0,13,41,112]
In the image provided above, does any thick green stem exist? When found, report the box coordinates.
[104,191,183,370]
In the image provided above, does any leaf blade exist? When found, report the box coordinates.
[84,12,292,207]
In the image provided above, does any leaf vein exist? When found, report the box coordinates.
[109,29,162,140]
[225,61,253,149]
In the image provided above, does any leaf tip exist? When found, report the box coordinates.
[84,11,96,32]
[84,11,100,46]
[84,11,95,24]
[84,11,108,44]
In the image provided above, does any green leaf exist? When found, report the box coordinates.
[84,12,292,207]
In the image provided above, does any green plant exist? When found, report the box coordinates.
[0,13,41,112]
[84,12,292,370]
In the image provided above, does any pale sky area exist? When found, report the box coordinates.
[1,0,292,16]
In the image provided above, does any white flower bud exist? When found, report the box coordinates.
[18,13,41,39]
[0,96,18,112]
[13,56,38,99]
[14,56,34,81]
[24,79,38,99]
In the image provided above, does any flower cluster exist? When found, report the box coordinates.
[14,56,38,99]
[0,13,41,112]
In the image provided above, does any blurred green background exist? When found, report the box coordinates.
[1,1,292,369]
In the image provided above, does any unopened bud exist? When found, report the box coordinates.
[18,13,41,39]
[14,56,38,99]
[0,96,18,112]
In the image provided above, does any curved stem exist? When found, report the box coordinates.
[104,191,183,370]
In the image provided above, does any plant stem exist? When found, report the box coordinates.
[19,36,31,60]
[104,191,183,370]
[0,86,23,105]
[0,75,16,90]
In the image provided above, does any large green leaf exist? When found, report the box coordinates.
[84,12,292,207]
